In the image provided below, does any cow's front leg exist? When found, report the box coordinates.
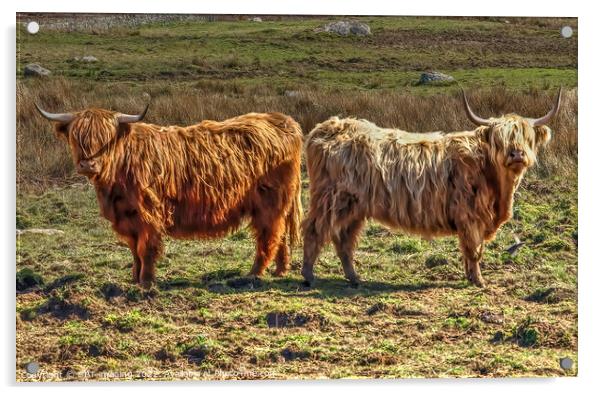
[136,228,164,289]
[125,236,141,283]
[458,225,486,287]
[273,235,290,277]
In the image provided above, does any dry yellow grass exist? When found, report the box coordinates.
[17,78,577,188]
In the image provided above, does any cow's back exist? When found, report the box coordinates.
[121,112,303,236]
[305,117,455,237]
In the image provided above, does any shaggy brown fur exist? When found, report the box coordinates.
[302,115,552,287]
[43,109,303,287]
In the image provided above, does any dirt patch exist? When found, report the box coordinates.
[201,269,242,283]
[265,311,325,328]
[480,311,504,325]
[367,302,428,317]
[44,273,84,292]
[226,276,263,290]
[17,268,44,291]
[99,282,124,300]
[524,287,574,304]
[369,28,577,69]
[59,343,108,360]
[490,331,505,344]
[22,297,90,321]
[207,283,230,293]
[491,318,575,348]
[425,255,449,269]
[159,277,196,290]
[155,347,177,362]
[182,346,208,365]
[359,352,399,366]
[280,346,311,361]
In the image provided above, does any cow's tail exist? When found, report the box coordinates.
[286,164,303,248]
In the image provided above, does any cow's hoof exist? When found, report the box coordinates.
[348,279,360,289]
[468,276,485,288]
[301,267,315,287]
[140,280,154,290]
[345,274,360,288]
[301,276,315,288]
[273,269,288,278]
[246,270,265,280]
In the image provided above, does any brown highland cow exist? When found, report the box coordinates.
[302,90,561,287]
[37,104,303,288]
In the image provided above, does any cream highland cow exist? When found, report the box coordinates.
[302,90,561,287]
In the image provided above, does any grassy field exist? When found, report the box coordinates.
[17,16,576,89]
[16,15,578,380]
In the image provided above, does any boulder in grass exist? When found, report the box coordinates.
[16,228,64,236]
[418,71,455,85]
[284,90,301,98]
[23,63,51,78]
[320,21,371,36]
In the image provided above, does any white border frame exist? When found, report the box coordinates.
[4,1,599,393]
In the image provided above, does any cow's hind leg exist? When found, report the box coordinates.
[332,218,365,287]
[458,224,486,287]
[249,215,287,277]
[249,161,299,277]
[136,227,164,289]
[301,205,332,286]
[248,187,289,277]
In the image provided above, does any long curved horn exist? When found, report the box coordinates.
[461,89,490,126]
[529,88,562,127]
[35,103,74,123]
[117,102,150,124]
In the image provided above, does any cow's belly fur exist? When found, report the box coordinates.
[166,200,247,239]
[330,181,457,240]
[96,184,251,241]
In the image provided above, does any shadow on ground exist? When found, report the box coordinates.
[156,269,469,298]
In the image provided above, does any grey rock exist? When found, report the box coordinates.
[81,55,98,62]
[17,228,64,236]
[320,20,371,36]
[23,63,51,78]
[284,90,301,98]
[418,71,455,85]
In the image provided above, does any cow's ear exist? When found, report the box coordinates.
[534,125,552,147]
[476,125,492,143]
[53,122,69,137]
[117,123,132,137]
